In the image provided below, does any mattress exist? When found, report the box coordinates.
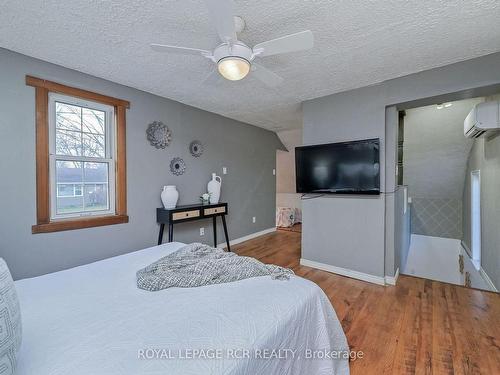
[15,242,349,375]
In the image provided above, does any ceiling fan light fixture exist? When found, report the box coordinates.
[217,57,250,81]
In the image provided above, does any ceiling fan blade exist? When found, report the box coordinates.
[251,63,284,88]
[151,43,211,56]
[204,0,237,42]
[253,30,314,57]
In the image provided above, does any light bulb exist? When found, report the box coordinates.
[217,57,250,81]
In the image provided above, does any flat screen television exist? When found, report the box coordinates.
[295,138,380,194]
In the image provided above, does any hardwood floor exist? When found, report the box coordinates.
[277,223,302,233]
[232,230,500,375]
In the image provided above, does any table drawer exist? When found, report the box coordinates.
[172,210,200,221]
[203,206,226,216]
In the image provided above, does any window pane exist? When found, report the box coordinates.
[56,102,81,131]
[84,162,109,211]
[55,103,107,158]
[82,108,105,134]
[82,133,105,158]
[56,129,82,156]
[74,184,83,196]
[57,184,75,197]
[56,161,83,214]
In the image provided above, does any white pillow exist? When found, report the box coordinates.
[0,259,21,375]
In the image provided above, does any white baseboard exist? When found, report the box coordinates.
[385,268,399,286]
[479,267,498,292]
[300,258,386,286]
[217,227,276,249]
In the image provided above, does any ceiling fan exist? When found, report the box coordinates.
[150,0,314,87]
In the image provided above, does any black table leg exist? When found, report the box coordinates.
[168,222,174,242]
[158,224,165,245]
[221,215,230,251]
[212,216,217,247]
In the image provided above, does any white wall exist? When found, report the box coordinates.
[404,99,480,200]
[462,95,500,290]
[276,129,302,209]
[395,186,411,272]
[403,98,481,239]
[302,51,500,279]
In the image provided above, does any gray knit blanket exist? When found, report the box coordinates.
[137,243,294,291]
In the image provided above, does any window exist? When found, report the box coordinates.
[27,76,129,233]
[50,94,115,218]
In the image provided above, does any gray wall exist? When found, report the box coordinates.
[463,130,500,290]
[403,99,480,239]
[410,198,463,238]
[302,51,500,278]
[0,48,284,280]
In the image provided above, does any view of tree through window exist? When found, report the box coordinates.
[53,100,112,216]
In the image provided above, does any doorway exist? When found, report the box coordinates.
[397,97,496,292]
[275,129,303,233]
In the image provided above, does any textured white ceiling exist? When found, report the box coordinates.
[1,1,500,131]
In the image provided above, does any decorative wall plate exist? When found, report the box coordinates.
[146,121,172,149]
[189,140,204,157]
[170,157,186,176]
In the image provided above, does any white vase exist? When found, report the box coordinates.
[207,173,222,204]
[161,185,179,209]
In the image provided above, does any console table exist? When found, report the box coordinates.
[156,202,230,251]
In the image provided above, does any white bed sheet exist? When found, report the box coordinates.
[15,242,349,375]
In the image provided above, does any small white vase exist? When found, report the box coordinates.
[161,185,179,209]
[207,173,222,204]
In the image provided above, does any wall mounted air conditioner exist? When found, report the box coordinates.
[464,101,500,138]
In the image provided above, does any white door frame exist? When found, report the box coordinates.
[470,170,481,270]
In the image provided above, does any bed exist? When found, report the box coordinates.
[14,242,349,375]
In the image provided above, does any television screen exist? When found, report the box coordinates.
[295,138,380,194]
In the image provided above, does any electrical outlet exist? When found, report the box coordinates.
[272,168,276,175]
[222,167,227,174]
[200,227,205,236]
[252,217,256,223]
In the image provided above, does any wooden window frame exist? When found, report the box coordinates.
[27,76,129,233]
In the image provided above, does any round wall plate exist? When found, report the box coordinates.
[170,157,186,176]
[189,140,204,157]
[146,121,172,149]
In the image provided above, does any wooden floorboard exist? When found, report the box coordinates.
[232,230,500,375]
